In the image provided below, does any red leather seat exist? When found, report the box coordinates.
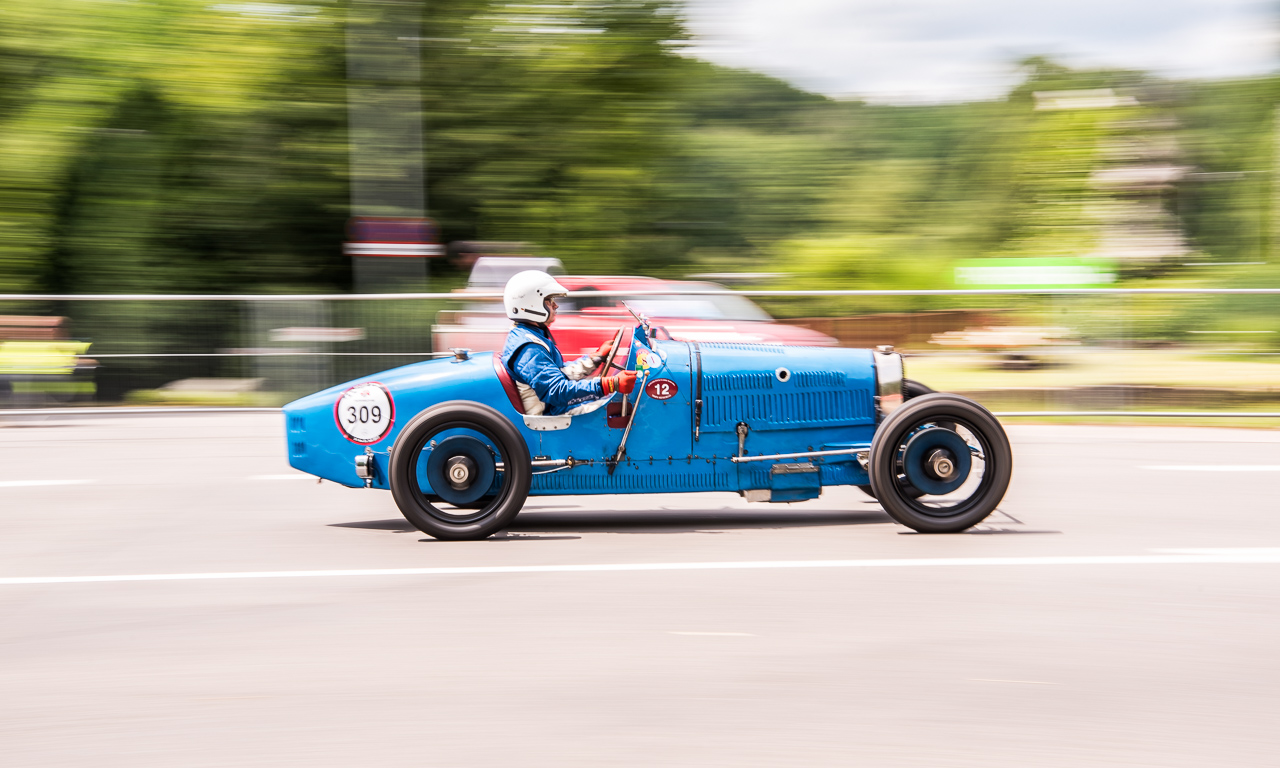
[492,353,526,414]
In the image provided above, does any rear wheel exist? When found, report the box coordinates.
[868,393,1011,533]
[389,401,531,540]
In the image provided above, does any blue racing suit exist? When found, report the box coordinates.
[501,321,603,416]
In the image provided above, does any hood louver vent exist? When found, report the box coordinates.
[699,342,786,354]
[704,373,773,391]
[700,368,871,432]
[703,390,871,428]
[532,470,734,493]
[795,371,844,388]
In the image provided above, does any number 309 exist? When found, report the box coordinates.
[347,405,382,424]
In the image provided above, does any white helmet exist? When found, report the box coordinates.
[503,270,569,322]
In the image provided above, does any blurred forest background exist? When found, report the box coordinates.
[2,0,1279,300]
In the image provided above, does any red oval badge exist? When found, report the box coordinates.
[645,378,678,401]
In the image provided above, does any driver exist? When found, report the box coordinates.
[501,270,637,416]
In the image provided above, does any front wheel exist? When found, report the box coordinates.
[868,393,1012,533]
[389,401,531,540]
[858,378,938,500]
[903,379,935,399]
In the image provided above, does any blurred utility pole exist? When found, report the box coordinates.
[345,0,440,292]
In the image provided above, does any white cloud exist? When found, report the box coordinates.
[682,0,1279,103]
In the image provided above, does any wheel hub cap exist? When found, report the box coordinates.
[926,449,956,480]
[423,435,496,505]
[446,456,476,489]
[901,426,972,496]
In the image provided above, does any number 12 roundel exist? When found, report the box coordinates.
[645,378,678,400]
[334,382,395,444]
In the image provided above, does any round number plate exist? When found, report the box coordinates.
[334,382,395,444]
[645,378,678,400]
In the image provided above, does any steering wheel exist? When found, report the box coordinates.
[594,326,627,377]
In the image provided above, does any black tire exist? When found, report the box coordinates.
[389,401,531,541]
[858,381,936,500]
[868,393,1012,533]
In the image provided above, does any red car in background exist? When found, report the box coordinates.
[431,274,838,359]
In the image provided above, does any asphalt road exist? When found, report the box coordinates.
[1,412,1279,767]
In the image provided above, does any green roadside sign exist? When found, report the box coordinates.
[954,257,1116,289]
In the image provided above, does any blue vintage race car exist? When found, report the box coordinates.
[282,313,1012,540]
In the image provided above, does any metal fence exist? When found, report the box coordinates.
[2,288,1279,417]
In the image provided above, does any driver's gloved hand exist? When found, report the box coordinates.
[591,340,613,363]
[602,370,638,395]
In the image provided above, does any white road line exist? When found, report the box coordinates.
[1155,548,1280,555]
[1142,465,1280,472]
[0,480,89,488]
[4,551,1280,587]
[669,632,755,637]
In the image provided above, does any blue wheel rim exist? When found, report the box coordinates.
[901,426,972,495]
[424,434,497,505]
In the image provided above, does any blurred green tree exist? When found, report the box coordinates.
[0,1,1277,303]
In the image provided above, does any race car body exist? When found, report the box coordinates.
[285,317,1012,540]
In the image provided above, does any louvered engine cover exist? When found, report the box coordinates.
[695,343,877,432]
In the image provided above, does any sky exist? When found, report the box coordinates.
[681,0,1280,103]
